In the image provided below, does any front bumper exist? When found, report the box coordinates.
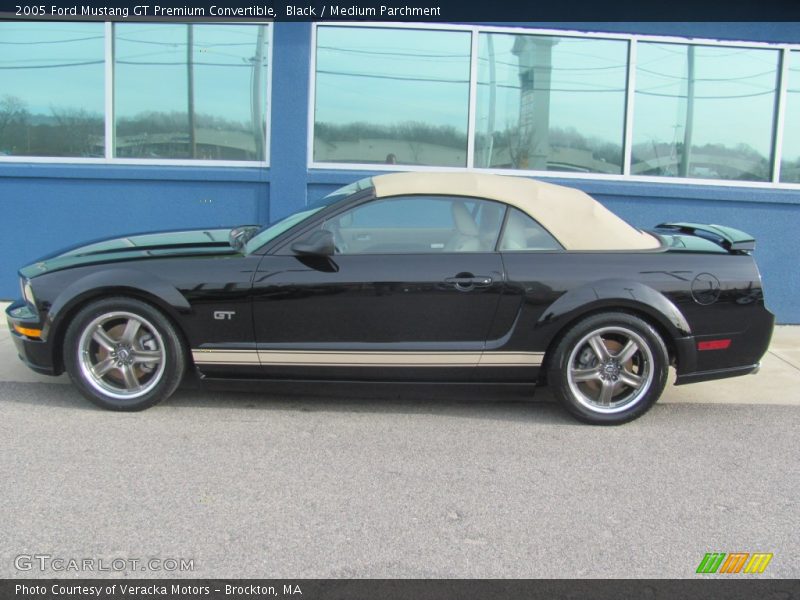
[5,300,59,376]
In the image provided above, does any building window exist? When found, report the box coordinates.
[781,51,800,183]
[313,26,471,167]
[311,25,800,188]
[114,23,269,161]
[632,42,780,182]
[0,22,105,157]
[474,33,628,174]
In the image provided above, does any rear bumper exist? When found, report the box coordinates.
[675,363,760,385]
[674,307,774,386]
[5,300,59,376]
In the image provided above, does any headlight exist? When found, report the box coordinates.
[21,278,36,307]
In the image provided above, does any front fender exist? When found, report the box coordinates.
[44,267,192,341]
[537,279,692,338]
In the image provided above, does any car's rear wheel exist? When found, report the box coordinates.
[548,312,668,424]
[63,297,186,411]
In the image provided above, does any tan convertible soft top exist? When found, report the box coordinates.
[371,172,660,251]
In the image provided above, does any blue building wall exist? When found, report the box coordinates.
[1,22,799,322]
[0,163,267,275]
[268,22,312,220]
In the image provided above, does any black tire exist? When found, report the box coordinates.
[547,312,669,425]
[63,297,186,411]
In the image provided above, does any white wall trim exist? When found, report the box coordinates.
[622,38,637,177]
[307,160,800,191]
[466,30,479,169]
[0,156,267,168]
[104,22,114,161]
[317,21,800,50]
[772,48,791,183]
[307,22,319,170]
[263,22,275,167]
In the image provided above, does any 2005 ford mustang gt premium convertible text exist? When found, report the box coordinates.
[7,173,774,423]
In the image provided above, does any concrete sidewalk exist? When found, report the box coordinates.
[1,302,798,405]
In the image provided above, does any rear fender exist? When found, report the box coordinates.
[537,278,691,344]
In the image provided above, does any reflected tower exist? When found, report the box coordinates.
[512,36,558,171]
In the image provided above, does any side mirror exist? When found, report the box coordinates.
[229,225,259,252]
[291,229,335,256]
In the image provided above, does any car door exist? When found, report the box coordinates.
[251,194,507,381]
[481,207,567,382]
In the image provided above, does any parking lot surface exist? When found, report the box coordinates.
[0,321,798,578]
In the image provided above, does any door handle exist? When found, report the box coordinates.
[444,275,493,290]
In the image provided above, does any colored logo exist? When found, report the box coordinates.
[696,552,773,574]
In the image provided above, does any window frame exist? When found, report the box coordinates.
[277,193,512,256]
[328,194,509,256]
[308,22,800,189]
[496,206,565,252]
[0,21,273,167]
[776,49,796,183]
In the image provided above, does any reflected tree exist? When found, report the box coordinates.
[115,111,258,160]
[0,95,103,157]
[49,107,103,157]
[0,95,30,153]
[0,95,29,134]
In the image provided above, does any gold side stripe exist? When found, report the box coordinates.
[192,349,543,368]
[261,352,479,366]
[478,353,545,366]
[192,350,260,365]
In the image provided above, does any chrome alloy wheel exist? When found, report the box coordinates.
[77,311,166,400]
[566,326,654,414]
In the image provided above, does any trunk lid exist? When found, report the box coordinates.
[654,222,756,253]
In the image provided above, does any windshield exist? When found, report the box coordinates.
[244,177,373,254]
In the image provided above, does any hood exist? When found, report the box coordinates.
[21,227,239,278]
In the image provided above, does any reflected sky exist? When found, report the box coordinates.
[114,23,268,125]
[314,26,470,132]
[0,22,104,116]
[633,42,778,179]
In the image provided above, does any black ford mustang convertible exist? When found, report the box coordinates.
[7,173,774,423]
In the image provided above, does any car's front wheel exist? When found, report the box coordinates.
[548,312,669,424]
[63,297,186,411]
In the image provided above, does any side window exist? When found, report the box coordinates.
[322,195,505,254]
[499,208,562,251]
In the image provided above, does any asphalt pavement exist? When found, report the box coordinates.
[1,307,798,579]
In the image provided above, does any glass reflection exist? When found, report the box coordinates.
[780,51,800,183]
[313,26,471,167]
[114,23,269,161]
[0,22,104,157]
[474,33,628,174]
[633,42,779,181]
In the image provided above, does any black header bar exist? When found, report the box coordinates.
[1,0,800,21]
